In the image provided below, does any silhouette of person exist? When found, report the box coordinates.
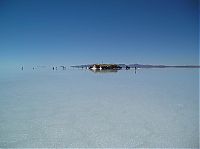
[53,67,54,70]
[21,66,23,70]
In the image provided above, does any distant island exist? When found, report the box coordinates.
[71,63,200,70]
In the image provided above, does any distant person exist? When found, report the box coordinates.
[21,66,23,70]
[33,67,34,70]
[53,67,54,70]
[56,67,57,70]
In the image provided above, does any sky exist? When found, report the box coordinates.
[0,0,199,67]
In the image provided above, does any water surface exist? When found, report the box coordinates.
[0,68,199,148]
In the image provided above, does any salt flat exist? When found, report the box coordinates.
[0,68,198,148]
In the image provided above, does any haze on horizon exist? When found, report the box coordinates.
[0,0,199,68]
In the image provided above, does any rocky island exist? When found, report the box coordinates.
[89,64,122,70]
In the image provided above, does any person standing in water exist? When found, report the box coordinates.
[53,67,54,70]
[21,66,23,70]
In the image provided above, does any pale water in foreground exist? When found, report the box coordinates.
[0,68,199,148]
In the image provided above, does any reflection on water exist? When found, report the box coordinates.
[89,69,118,73]
[0,68,198,148]
[89,68,137,74]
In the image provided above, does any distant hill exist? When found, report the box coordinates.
[128,64,200,68]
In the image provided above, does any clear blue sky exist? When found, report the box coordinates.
[0,0,199,67]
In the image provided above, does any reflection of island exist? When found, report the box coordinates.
[90,69,118,73]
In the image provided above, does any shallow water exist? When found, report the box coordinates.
[0,68,199,148]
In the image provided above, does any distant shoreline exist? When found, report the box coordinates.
[71,64,200,69]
